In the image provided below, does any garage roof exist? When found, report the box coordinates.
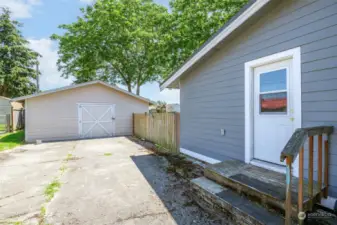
[160,0,271,90]
[0,96,11,100]
[11,80,152,103]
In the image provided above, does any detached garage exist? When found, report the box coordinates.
[12,81,150,142]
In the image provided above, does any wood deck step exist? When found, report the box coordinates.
[191,177,285,225]
[204,160,325,217]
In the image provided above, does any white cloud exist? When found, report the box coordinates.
[158,88,180,104]
[0,0,41,19]
[28,38,73,91]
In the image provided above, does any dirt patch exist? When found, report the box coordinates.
[129,136,204,179]
[165,154,204,179]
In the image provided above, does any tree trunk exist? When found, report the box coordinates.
[136,84,140,95]
[127,83,132,93]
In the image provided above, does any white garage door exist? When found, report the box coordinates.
[78,104,116,139]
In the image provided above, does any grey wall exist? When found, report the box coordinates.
[0,98,11,127]
[180,0,337,197]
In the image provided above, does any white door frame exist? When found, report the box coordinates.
[244,47,301,177]
[77,103,116,138]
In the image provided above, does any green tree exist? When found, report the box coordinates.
[52,0,169,95]
[154,100,166,113]
[162,0,248,78]
[0,8,39,98]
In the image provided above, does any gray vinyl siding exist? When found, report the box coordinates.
[180,0,337,197]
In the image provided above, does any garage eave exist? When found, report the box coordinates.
[11,80,152,104]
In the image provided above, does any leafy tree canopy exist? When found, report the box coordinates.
[0,8,39,98]
[162,0,248,78]
[52,0,248,94]
[52,0,169,95]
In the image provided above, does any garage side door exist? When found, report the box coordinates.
[78,104,115,139]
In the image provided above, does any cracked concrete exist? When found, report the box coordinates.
[1,137,223,225]
[0,141,77,224]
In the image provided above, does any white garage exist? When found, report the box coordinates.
[12,81,150,142]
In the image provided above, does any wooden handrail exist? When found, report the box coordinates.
[280,126,333,163]
[280,126,333,225]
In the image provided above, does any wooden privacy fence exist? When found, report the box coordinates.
[133,112,180,154]
[13,109,25,131]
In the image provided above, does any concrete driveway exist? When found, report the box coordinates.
[0,137,222,225]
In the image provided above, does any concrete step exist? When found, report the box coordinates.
[190,177,285,225]
[204,160,324,217]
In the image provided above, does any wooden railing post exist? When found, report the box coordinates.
[324,139,329,198]
[308,135,314,210]
[318,135,323,199]
[285,156,293,225]
[298,147,304,224]
[280,126,333,223]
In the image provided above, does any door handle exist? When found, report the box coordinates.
[112,117,115,120]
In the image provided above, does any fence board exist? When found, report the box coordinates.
[13,109,25,130]
[134,113,180,154]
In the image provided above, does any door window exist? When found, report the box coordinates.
[259,68,287,113]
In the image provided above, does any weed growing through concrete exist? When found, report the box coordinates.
[44,179,61,201]
[7,221,23,225]
[59,165,67,174]
[104,152,112,156]
[38,205,46,225]
[65,153,73,161]
[39,147,77,224]
[40,206,46,217]
[154,143,172,153]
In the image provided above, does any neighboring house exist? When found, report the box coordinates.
[0,96,12,115]
[11,101,25,131]
[166,104,180,113]
[0,96,11,131]
[12,81,150,142]
[0,96,24,131]
[149,105,157,114]
[161,0,337,203]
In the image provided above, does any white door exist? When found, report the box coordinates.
[253,59,294,165]
[78,104,116,139]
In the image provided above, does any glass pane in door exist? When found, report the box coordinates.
[260,92,287,113]
[260,69,287,92]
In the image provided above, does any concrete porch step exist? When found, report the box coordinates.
[204,160,324,217]
[191,177,285,225]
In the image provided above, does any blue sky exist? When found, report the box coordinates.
[0,0,179,103]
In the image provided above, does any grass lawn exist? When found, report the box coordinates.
[0,131,24,152]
